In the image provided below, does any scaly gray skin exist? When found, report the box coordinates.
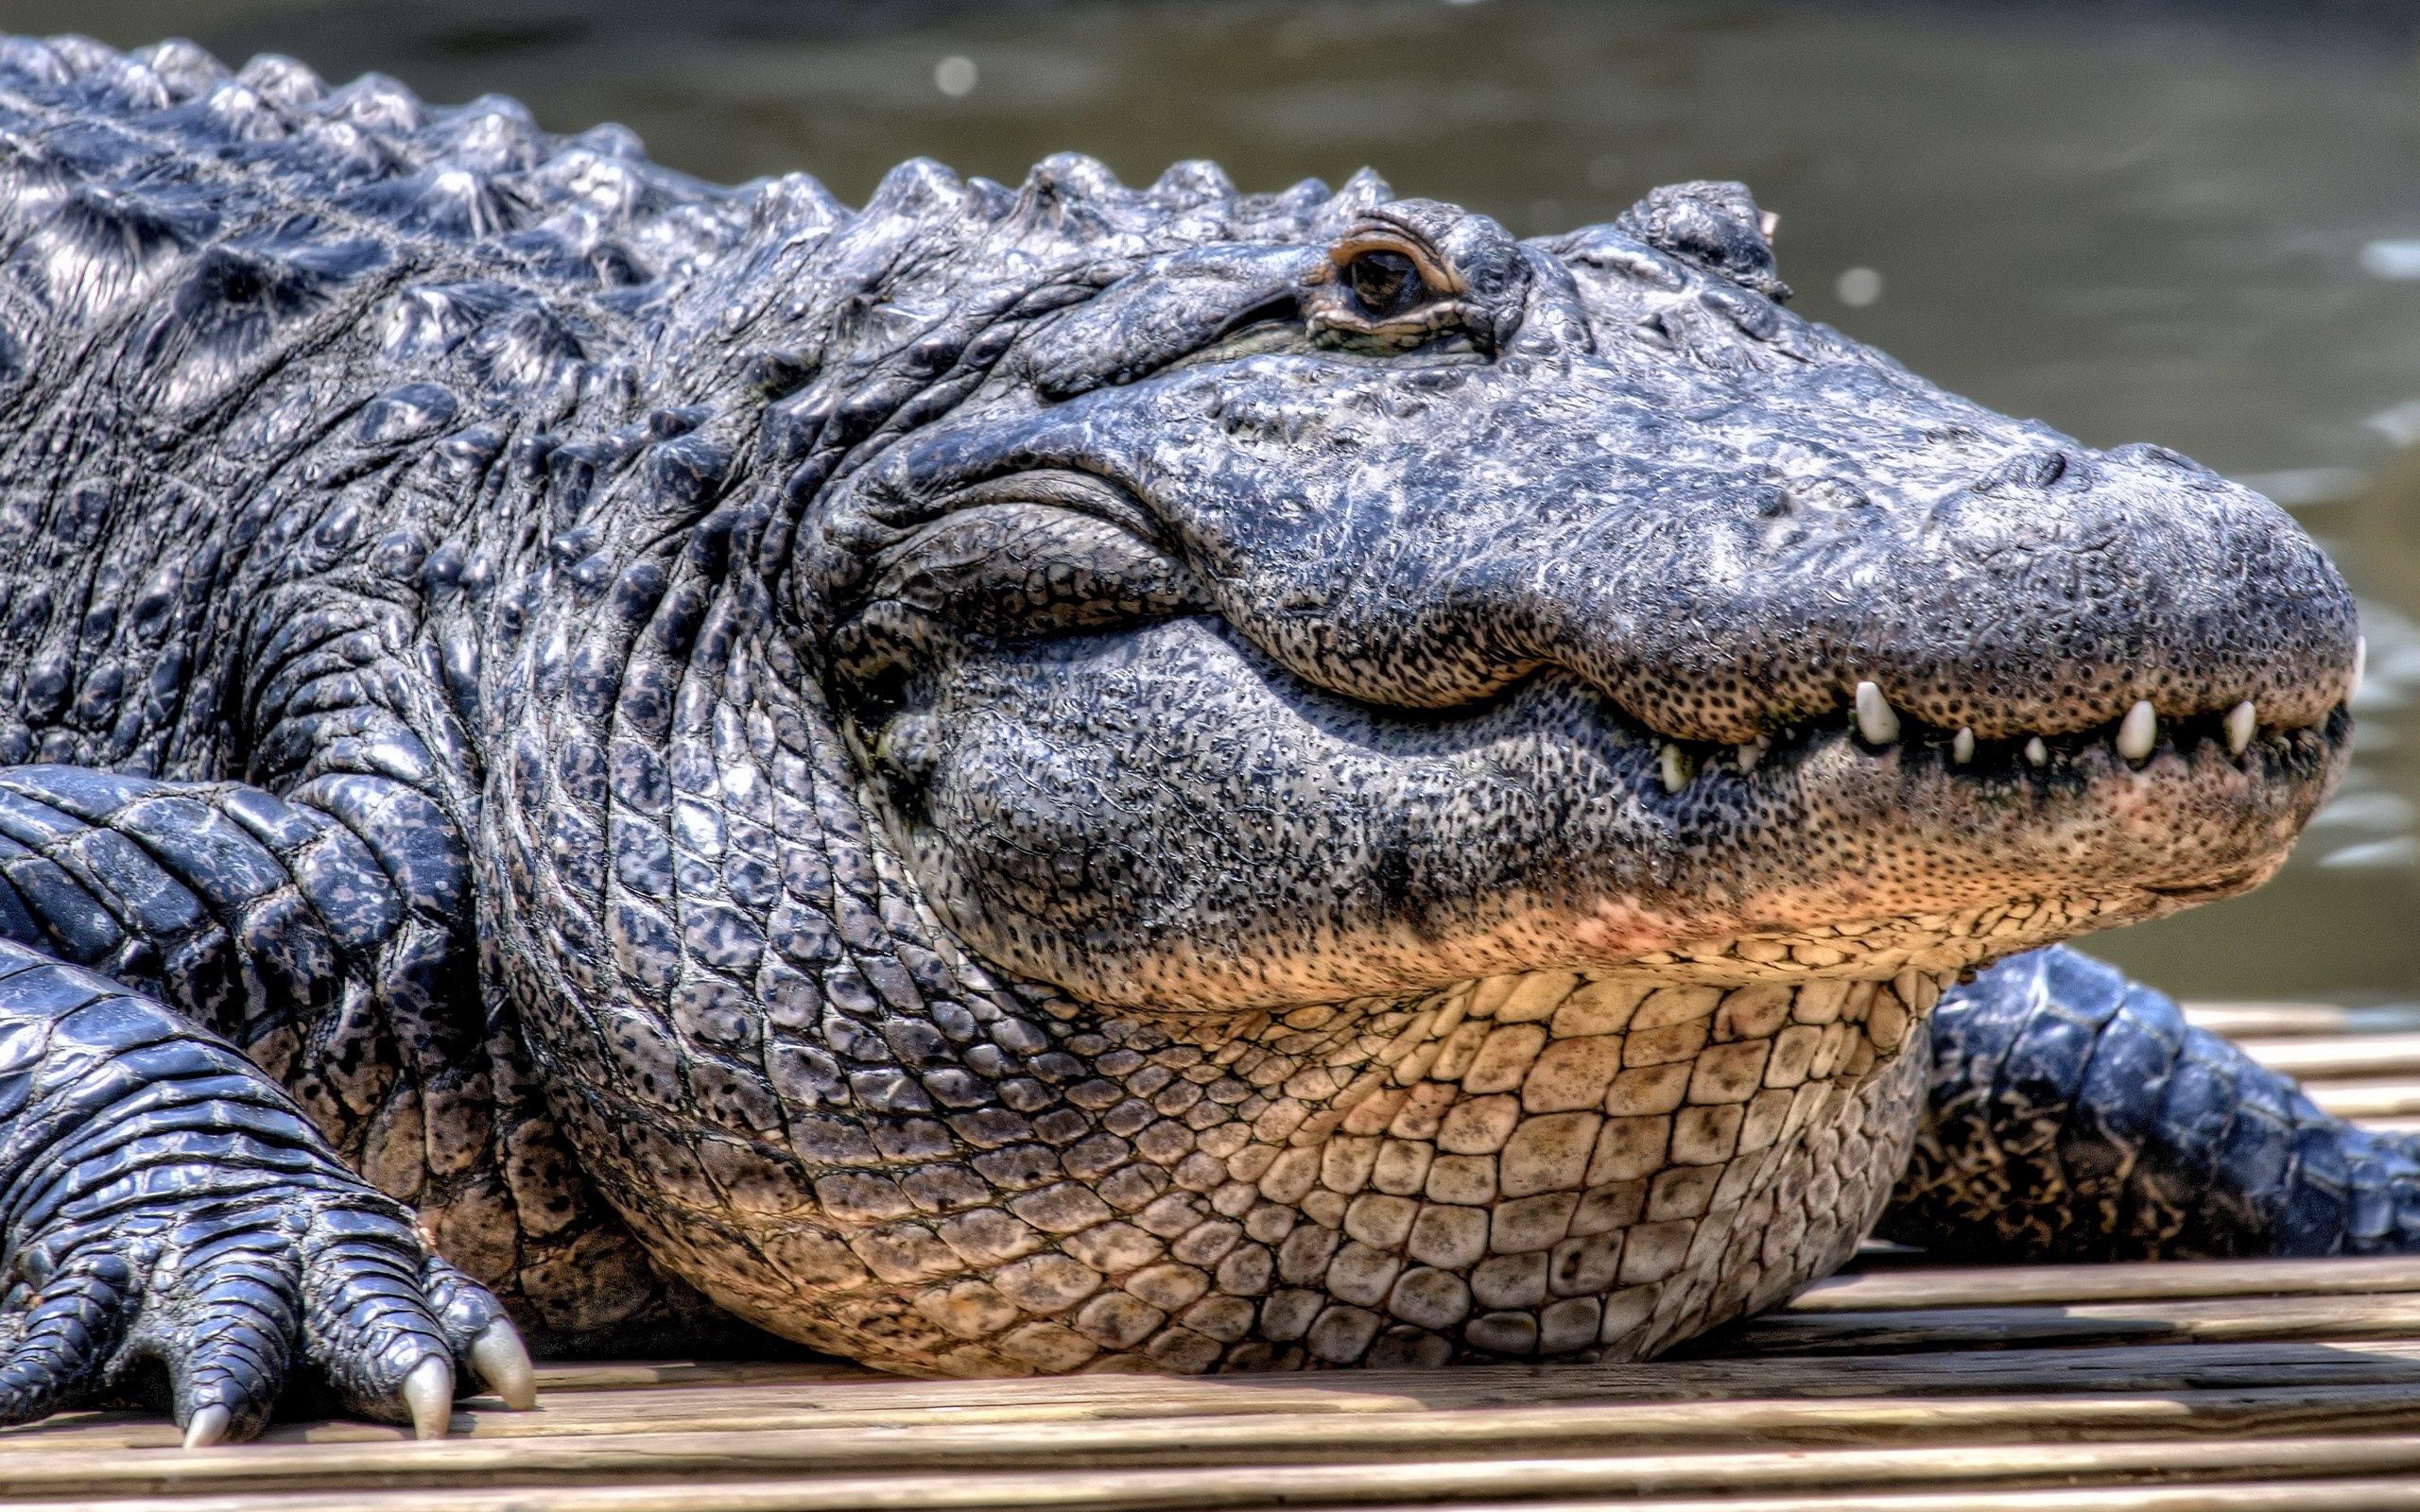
[0,33,2387,1444]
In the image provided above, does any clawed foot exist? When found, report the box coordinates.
[0,1191,534,1446]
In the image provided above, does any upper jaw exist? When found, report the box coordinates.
[1499,450,2362,753]
[1062,352,2364,761]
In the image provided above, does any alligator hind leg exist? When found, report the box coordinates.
[0,765,532,1443]
[1882,945,2420,1260]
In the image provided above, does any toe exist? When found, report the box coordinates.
[0,1255,132,1427]
[422,1257,534,1411]
[154,1233,304,1445]
[298,1209,455,1433]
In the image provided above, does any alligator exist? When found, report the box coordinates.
[0,31,2394,1448]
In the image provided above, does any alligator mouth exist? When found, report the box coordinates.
[1547,686,2354,981]
[1642,692,2354,799]
[874,569,2353,1011]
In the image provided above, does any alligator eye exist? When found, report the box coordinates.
[1344,249,1424,320]
[1310,225,1482,351]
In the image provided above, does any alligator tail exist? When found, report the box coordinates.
[1880,944,2420,1260]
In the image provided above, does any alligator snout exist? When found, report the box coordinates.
[1173,411,2356,767]
[1839,444,2359,747]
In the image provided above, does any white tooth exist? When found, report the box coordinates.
[1660,743,1690,794]
[1951,728,1975,765]
[1854,681,1901,746]
[2354,636,2367,701]
[2024,736,2048,767]
[1736,736,1767,773]
[2116,699,2157,763]
[2224,699,2256,756]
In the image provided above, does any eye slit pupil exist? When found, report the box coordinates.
[1348,249,1421,318]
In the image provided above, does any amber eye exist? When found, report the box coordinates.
[1344,249,1425,320]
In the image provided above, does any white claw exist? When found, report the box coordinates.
[1736,736,1767,773]
[402,1354,454,1441]
[1854,681,1900,746]
[182,1404,231,1452]
[470,1319,537,1412]
[1950,727,1975,765]
[2024,736,2049,767]
[2116,699,2157,764]
[1659,743,1690,794]
[2225,699,2256,756]
[2354,636,2368,701]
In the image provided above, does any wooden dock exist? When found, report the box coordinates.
[13,1002,2420,1510]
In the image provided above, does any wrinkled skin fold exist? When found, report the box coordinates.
[0,31,2390,1443]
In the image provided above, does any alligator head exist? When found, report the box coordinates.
[715,168,2354,1015]
[495,158,2353,1367]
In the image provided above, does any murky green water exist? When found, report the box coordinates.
[11,0,2420,1004]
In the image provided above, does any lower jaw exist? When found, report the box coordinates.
[1575,886,2221,988]
[1092,873,2238,1017]
[1038,721,2331,1016]
[1564,709,2344,983]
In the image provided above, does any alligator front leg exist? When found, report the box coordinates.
[1883,945,2420,1260]
[0,766,532,1444]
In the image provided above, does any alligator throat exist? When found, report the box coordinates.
[630,962,1950,1375]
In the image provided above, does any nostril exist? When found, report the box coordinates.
[1977,447,2089,492]
[1772,477,1870,515]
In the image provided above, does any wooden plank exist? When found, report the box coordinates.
[15,1388,2420,1497]
[31,1482,2420,1512]
[1704,1293,2420,1356]
[2236,1034,2420,1080]
[1788,1255,2420,1313]
[1621,1337,2420,1394]
[293,1379,2420,1449]
[1790,1247,2420,1306]
[527,1360,873,1392]
[1843,1239,1935,1266]
[29,1432,2420,1511]
[2182,1003,2420,1039]
[0,1381,1443,1452]
[18,1341,2420,1454]
[1386,1487,2420,1512]
[8,1256,2420,1505]
[2296,1080,2420,1119]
